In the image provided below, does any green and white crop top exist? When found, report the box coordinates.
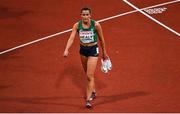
[77,20,98,44]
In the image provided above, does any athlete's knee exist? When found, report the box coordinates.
[87,74,94,82]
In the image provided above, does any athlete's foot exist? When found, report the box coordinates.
[89,92,96,101]
[86,100,92,108]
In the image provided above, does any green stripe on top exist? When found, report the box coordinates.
[78,19,98,44]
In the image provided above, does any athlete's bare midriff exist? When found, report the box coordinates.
[80,42,97,46]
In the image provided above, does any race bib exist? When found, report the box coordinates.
[79,30,94,43]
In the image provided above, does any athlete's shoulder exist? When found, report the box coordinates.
[95,21,100,26]
[71,22,78,31]
[74,22,79,26]
[91,19,96,24]
[77,20,82,25]
[76,20,83,28]
[90,19,99,27]
[73,22,79,28]
[94,21,101,29]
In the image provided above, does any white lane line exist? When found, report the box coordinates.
[98,0,180,23]
[0,29,72,55]
[123,0,180,36]
[0,0,179,55]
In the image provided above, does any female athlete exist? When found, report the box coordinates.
[63,7,109,108]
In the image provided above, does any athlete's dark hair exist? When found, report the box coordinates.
[80,6,91,14]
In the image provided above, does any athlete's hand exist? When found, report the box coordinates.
[63,50,69,57]
[102,53,109,60]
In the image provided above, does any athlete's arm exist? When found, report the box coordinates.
[95,22,108,59]
[63,23,78,57]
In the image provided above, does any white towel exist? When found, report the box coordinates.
[101,58,112,73]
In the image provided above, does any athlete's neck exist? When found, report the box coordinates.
[83,19,90,25]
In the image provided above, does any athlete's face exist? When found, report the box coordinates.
[81,10,91,23]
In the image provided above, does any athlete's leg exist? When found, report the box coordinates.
[80,55,88,73]
[86,56,98,101]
